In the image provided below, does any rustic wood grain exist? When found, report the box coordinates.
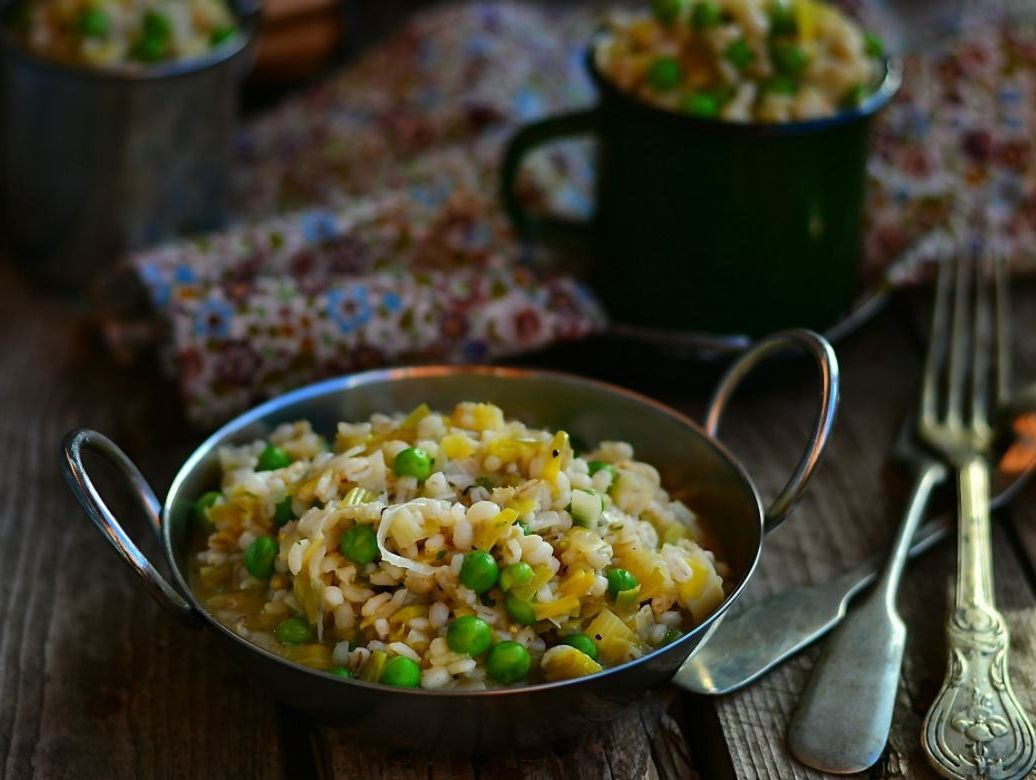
[6,248,1036,780]
[706,292,1036,780]
[0,263,284,779]
[317,689,699,779]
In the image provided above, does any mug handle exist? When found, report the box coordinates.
[704,329,840,534]
[499,108,597,245]
[61,428,199,626]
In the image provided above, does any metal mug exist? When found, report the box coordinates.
[501,34,901,338]
[62,330,838,752]
[0,3,257,289]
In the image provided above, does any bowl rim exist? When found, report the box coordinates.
[585,28,902,137]
[163,364,766,697]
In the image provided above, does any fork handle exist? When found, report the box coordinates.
[922,457,1036,780]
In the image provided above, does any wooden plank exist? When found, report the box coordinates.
[0,264,284,779]
[317,689,700,779]
[704,294,1036,779]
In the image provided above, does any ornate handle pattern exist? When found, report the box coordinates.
[922,458,1036,780]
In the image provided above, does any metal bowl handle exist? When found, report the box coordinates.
[61,428,198,626]
[704,329,840,534]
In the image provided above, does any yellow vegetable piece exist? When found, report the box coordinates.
[542,645,603,681]
[342,486,375,506]
[677,551,726,622]
[613,542,667,600]
[358,649,388,682]
[283,643,333,670]
[559,568,596,598]
[532,595,581,621]
[507,497,538,516]
[440,433,476,460]
[292,539,324,624]
[399,403,431,429]
[473,508,518,551]
[586,608,639,665]
[614,585,642,612]
[794,0,817,42]
[387,604,429,641]
[487,437,538,463]
[294,473,324,504]
[511,564,554,601]
[453,402,505,431]
[389,604,428,625]
[540,431,571,489]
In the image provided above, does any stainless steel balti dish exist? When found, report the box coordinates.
[62,329,838,752]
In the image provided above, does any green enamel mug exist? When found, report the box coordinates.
[501,38,901,338]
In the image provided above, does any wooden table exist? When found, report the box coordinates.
[4,258,1036,779]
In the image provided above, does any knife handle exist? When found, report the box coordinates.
[787,462,943,774]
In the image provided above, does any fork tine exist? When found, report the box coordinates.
[994,250,1013,406]
[921,257,954,427]
[970,242,992,434]
[945,246,970,429]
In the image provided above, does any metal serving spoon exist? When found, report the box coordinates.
[672,402,1036,698]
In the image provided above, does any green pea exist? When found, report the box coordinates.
[840,84,867,108]
[518,521,531,536]
[274,496,295,527]
[725,39,755,71]
[485,640,531,684]
[275,616,311,645]
[393,447,433,481]
[651,0,685,25]
[499,562,535,592]
[447,615,493,656]
[691,1,723,30]
[772,41,809,78]
[256,445,292,472]
[560,633,599,661]
[680,92,720,118]
[769,2,797,36]
[864,32,884,59]
[662,627,684,645]
[459,550,499,594]
[210,25,235,46]
[329,666,353,678]
[194,491,221,527]
[244,536,278,579]
[133,10,172,62]
[606,568,639,599]
[79,8,109,38]
[587,460,618,482]
[725,40,755,69]
[763,75,798,96]
[380,656,421,687]
[646,57,682,92]
[505,593,537,626]
[339,525,380,565]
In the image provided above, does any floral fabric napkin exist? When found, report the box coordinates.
[131,0,1036,427]
[134,3,604,427]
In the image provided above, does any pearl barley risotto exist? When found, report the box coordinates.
[596,0,885,122]
[190,403,729,689]
[12,0,238,68]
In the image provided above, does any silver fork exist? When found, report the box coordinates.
[919,243,1036,780]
